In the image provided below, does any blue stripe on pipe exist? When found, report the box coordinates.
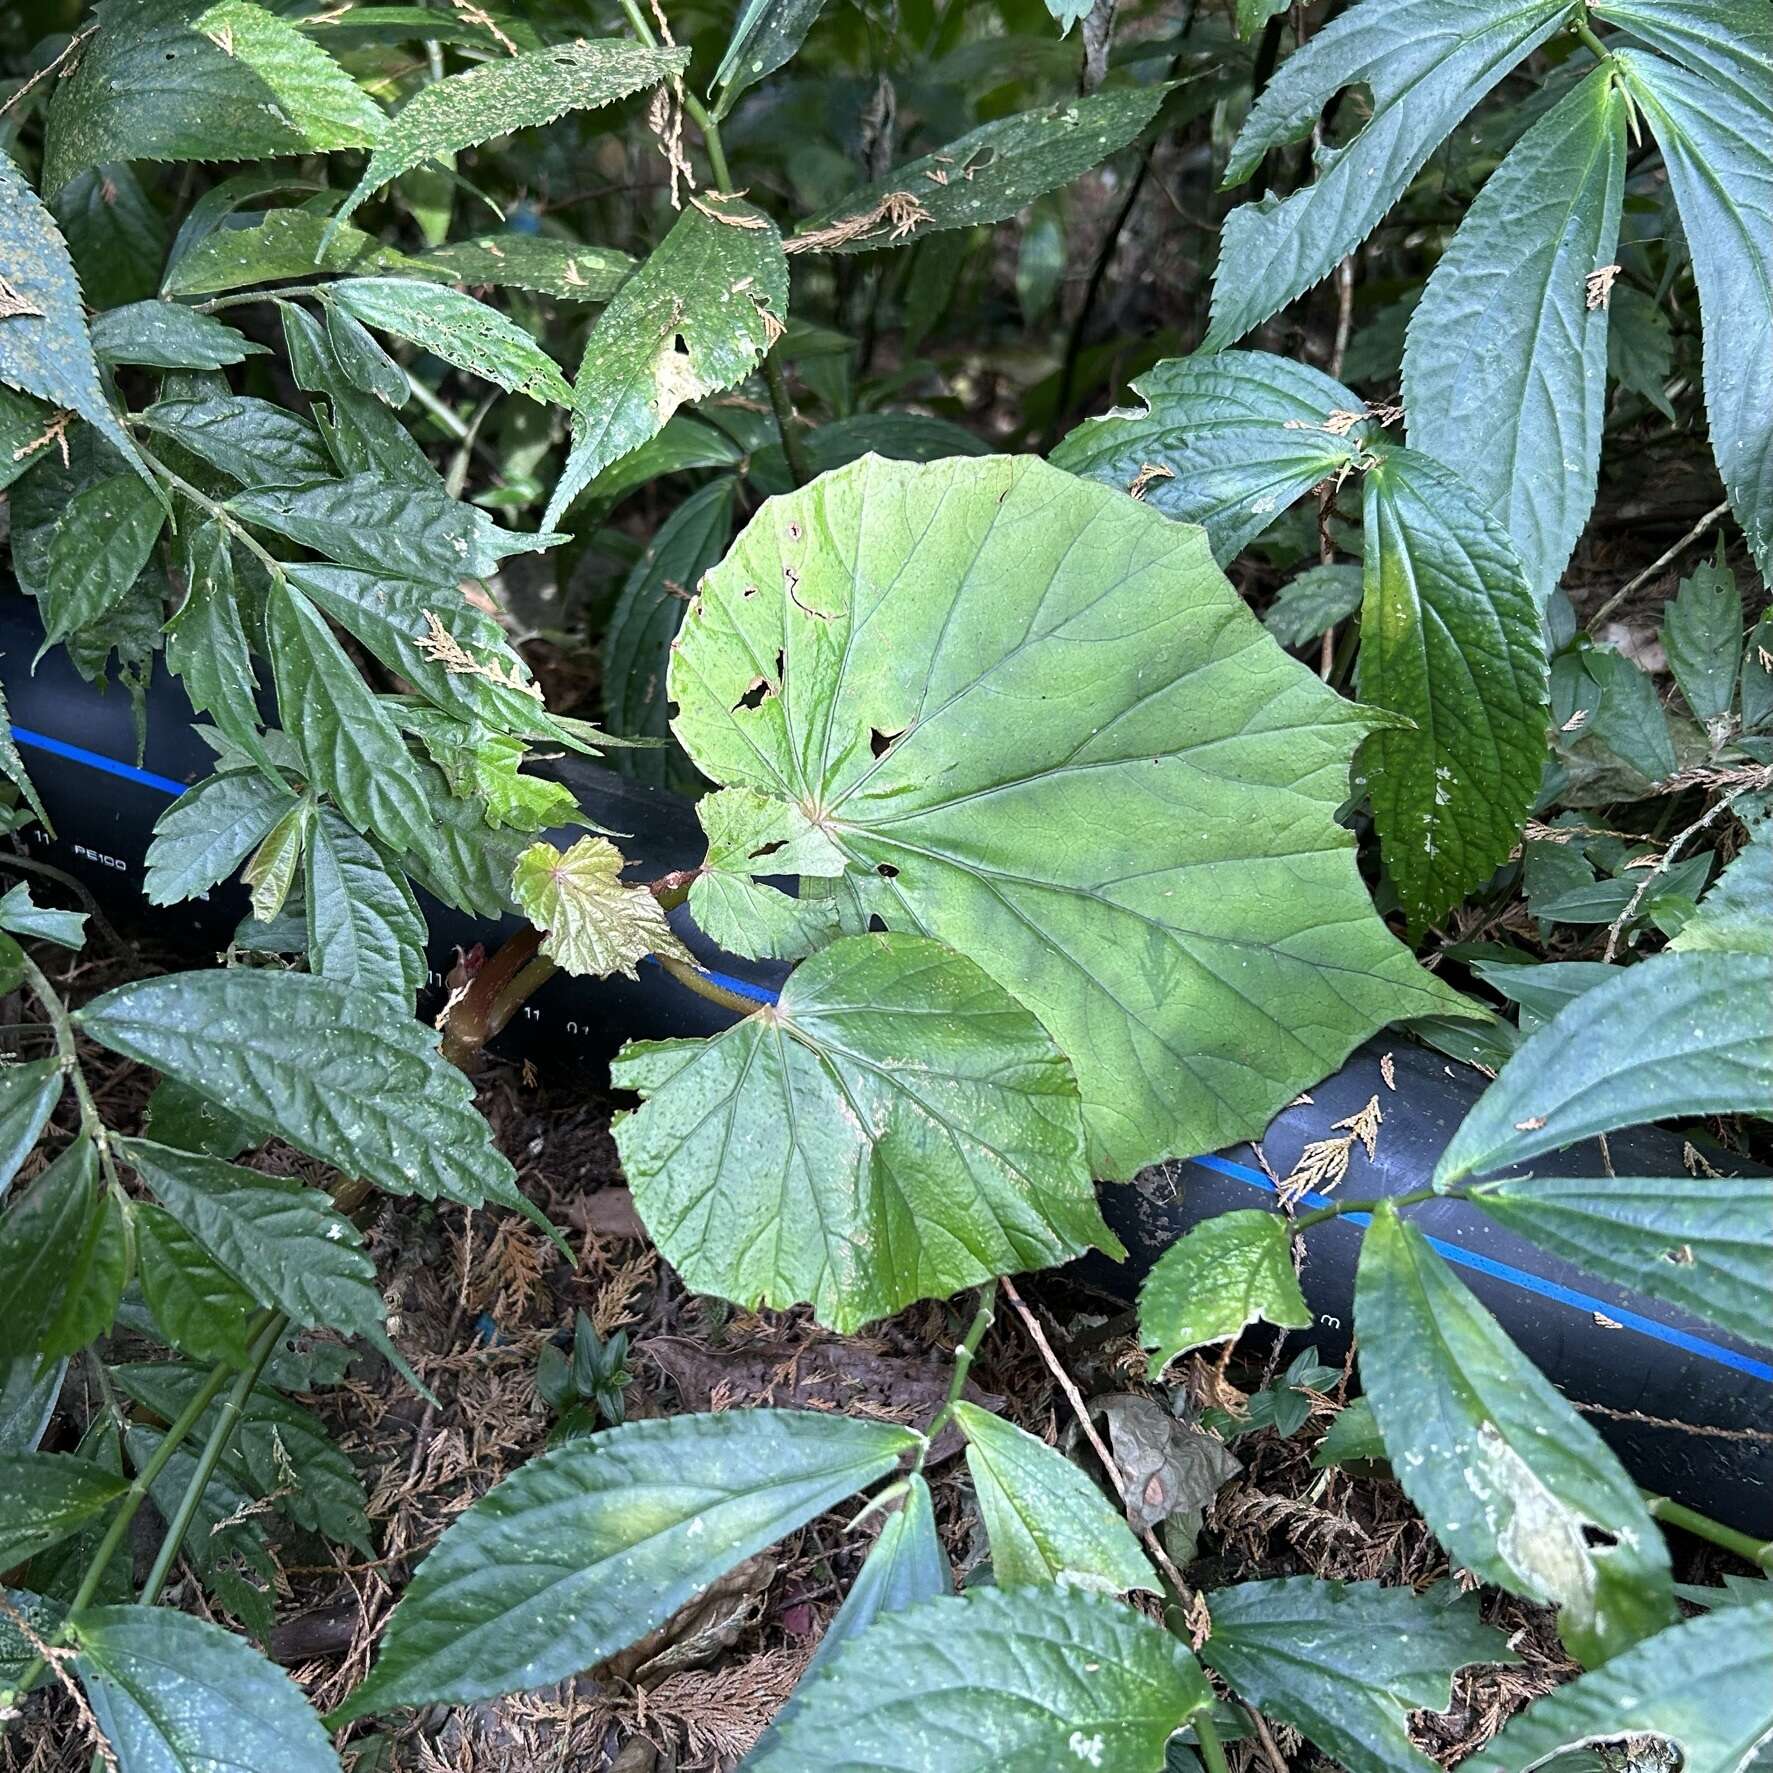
[18,723,1771,1385]
[12,726,192,797]
[1186,1151,1773,1383]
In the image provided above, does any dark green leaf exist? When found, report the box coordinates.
[1606,283,1676,417]
[332,1409,916,1720]
[712,0,830,117]
[546,199,789,528]
[1402,66,1626,602]
[144,770,298,907]
[91,300,265,370]
[71,1603,343,1773]
[795,83,1171,254]
[134,1204,258,1366]
[51,164,169,312]
[42,0,384,194]
[670,455,1469,1179]
[1662,550,1743,723]
[614,933,1114,1333]
[1051,350,1370,566]
[1577,647,1678,784]
[1201,1577,1513,1773]
[79,970,523,1213]
[1358,445,1549,928]
[143,1077,256,1162]
[1356,1203,1671,1664]
[1593,0,1773,119]
[0,387,55,496]
[305,810,427,1010]
[1313,1395,1385,1468]
[1615,47,1773,581]
[328,277,571,405]
[0,1588,63,1692]
[323,297,408,406]
[1436,951,1773,1186]
[0,1453,128,1567]
[0,1141,101,1360]
[745,410,992,500]
[1206,0,1576,348]
[0,154,156,493]
[162,207,418,299]
[748,1587,1212,1773]
[413,234,634,302]
[0,883,86,950]
[1262,563,1364,649]
[0,1061,62,1207]
[1139,1209,1310,1375]
[41,474,167,650]
[1463,1599,1773,1773]
[330,39,687,234]
[145,396,333,487]
[953,1401,1156,1592]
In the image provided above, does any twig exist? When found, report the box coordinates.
[0,25,95,119]
[1584,499,1731,633]
[1243,1700,1290,1773]
[1329,252,1355,382]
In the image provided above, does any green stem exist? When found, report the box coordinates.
[193,282,328,316]
[1573,15,1613,63]
[762,351,812,489]
[1290,1183,1441,1234]
[2,1337,258,1707]
[17,952,113,1184]
[920,1281,997,1462]
[1645,1495,1773,1571]
[130,441,289,585]
[138,1313,288,1607]
[615,0,732,189]
[654,954,768,1019]
[1194,1712,1233,1773]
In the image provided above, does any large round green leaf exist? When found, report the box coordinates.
[669,454,1468,1177]
[612,932,1111,1332]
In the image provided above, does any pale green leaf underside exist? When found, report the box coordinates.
[953,1401,1157,1594]
[1139,1208,1310,1376]
[1615,48,1773,581]
[670,454,1469,1178]
[1051,350,1370,566]
[1462,1600,1773,1773]
[1358,445,1549,928]
[1207,0,1576,348]
[1436,951,1773,1187]
[748,1586,1212,1773]
[1201,1577,1513,1773]
[333,1410,914,1720]
[1402,65,1626,603]
[1473,1173,1772,1348]
[545,198,789,528]
[1356,1205,1672,1666]
[794,83,1170,254]
[43,0,384,195]
[613,931,1112,1333]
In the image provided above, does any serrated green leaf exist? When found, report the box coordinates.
[1313,1395,1385,1468]
[112,1362,371,1553]
[0,679,52,834]
[0,883,86,951]
[0,1453,128,1567]
[1472,1173,1772,1347]
[1207,0,1576,348]
[748,1586,1212,1773]
[1593,0,1773,113]
[1402,66,1626,602]
[90,300,265,370]
[512,835,693,980]
[144,770,298,907]
[1139,1209,1310,1376]
[1662,550,1743,723]
[328,277,571,405]
[305,809,427,1010]
[670,454,1469,1178]
[1615,47,1773,581]
[0,1140,103,1361]
[120,1137,385,1340]
[0,154,156,495]
[1607,283,1676,417]
[43,0,383,194]
[615,932,1112,1332]
[604,478,735,781]
[0,1060,65,1206]
[392,707,579,830]
[330,38,686,236]
[143,1077,256,1162]
[134,1204,258,1366]
[1200,1577,1513,1773]
[952,1401,1156,1593]
[1356,1203,1671,1665]
[414,234,634,302]
[72,1604,342,1773]
[0,387,55,495]
[545,199,788,528]
[323,297,407,405]
[145,395,333,488]
[1358,445,1549,928]
[1436,951,1773,1187]
[687,872,841,962]
[1577,645,1678,784]
[162,206,418,298]
[332,1409,915,1721]
[295,4,542,53]
[0,1588,63,1693]
[41,473,167,651]
[1051,350,1371,566]
[78,970,520,1212]
[1464,1600,1773,1773]
[52,163,169,312]
[712,0,829,117]
[242,799,310,923]
[795,83,1169,254]
[1,1353,65,1456]
[1670,821,1771,957]
[1262,562,1364,648]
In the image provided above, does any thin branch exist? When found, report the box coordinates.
[1584,499,1731,633]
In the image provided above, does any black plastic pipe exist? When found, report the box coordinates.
[2,597,1767,1536]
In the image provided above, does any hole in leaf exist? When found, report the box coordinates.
[671,333,690,356]
[733,679,772,712]
[748,840,786,860]
[876,862,899,879]
[870,727,905,758]
[1581,1524,1619,1550]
